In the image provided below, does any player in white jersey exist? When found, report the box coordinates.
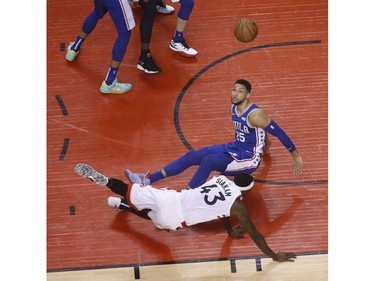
[75,163,297,262]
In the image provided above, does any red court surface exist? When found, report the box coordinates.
[47,0,328,272]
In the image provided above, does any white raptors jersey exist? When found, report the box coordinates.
[127,184,185,231]
[181,175,242,226]
[127,176,242,230]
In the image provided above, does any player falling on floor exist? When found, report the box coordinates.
[75,163,297,262]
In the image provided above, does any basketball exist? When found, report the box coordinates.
[234,18,258,43]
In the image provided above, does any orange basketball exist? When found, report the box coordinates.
[234,18,258,43]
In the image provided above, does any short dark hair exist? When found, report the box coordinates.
[235,79,252,93]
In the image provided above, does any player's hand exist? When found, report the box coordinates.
[292,154,303,176]
[273,252,297,262]
[229,225,246,238]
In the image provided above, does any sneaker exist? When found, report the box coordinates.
[137,53,161,74]
[124,169,151,185]
[65,42,79,61]
[107,196,130,211]
[74,163,109,186]
[100,78,132,94]
[169,39,198,57]
[157,2,174,14]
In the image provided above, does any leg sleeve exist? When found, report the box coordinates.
[188,152,233,188]
[107,178,128,197]
[82,9,103,34]
[177,0,194,20]
[139,0,157,44]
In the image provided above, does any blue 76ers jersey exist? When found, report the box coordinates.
[225,103,266,158]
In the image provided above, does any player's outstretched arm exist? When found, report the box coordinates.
[230,200,297,262]
[221,217,245,238]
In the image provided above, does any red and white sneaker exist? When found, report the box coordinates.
[169,39,198,57]
[157,2,174,14]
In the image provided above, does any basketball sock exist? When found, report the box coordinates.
[140,48,151,59]
[71,36,84,52]
[104,66,119,86]
[106,178,128,197]
[173,31,184,42]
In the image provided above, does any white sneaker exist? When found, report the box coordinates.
[157,2,174,14]
[107,196,130,211]
[108,196,121,208]
[169,39,198,57]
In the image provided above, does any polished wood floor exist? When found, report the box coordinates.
[46,0,328,280]
[48,254,328,281]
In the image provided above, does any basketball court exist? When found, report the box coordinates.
[45,0,328,279]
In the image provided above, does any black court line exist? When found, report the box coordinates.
[55,95,69,161]
[60,42,66,51]
[172,40,325,186]
[47,250,328,273]
[55,95,68,116]
[255,179,328,186]
[58,138,70,161]
[134,266,140,279]
[69,206,75,216]
[230,259,236,273]
[255,257,262,271]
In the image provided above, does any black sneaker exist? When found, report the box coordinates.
[137,53,161,74]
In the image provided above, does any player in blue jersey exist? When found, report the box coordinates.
[65,0,136,94]
[126,79,303,189]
